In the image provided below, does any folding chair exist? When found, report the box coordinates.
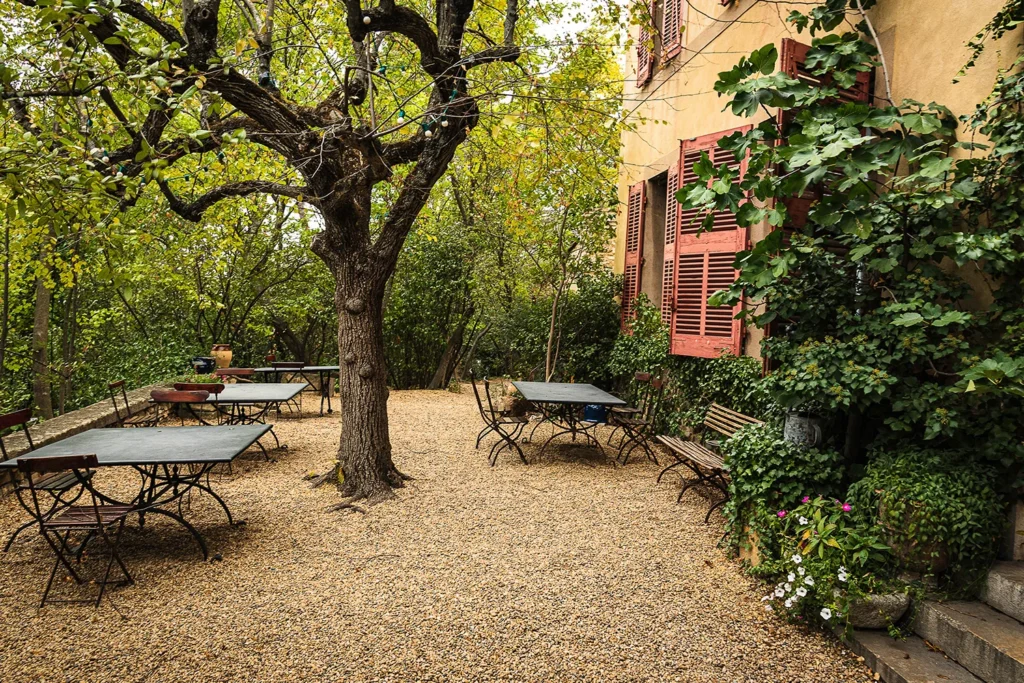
[607,372,653,446]
[3,409,88,553]
[470,372,528,466]
[108,380,159,427]
[271,361,304,413]
[18,454,134,607]
[614,377,664,465]
[151,389,212,425]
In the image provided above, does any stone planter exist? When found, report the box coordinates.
[880,500,950,576]
[846,592,911,629]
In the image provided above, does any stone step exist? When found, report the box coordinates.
[914,600,1024,683]
[850,630,982,683]
[985,562,1024,624]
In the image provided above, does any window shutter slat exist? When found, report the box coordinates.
[670,127,750,358]
[622,181,647,330]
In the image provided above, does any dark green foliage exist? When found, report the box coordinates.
[848,448,1006,592]
[721,423,844,544]
[474,272,621,386]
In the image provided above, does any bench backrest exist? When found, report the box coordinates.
[702,403,762,439]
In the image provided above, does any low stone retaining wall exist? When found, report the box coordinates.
[0,384,162,491]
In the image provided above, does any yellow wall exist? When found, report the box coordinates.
[615,0,1023,357]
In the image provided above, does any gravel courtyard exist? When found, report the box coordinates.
[0,388,872,682]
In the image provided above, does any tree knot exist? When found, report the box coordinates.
[345,297,366,314]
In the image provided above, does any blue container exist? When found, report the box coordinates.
[583,404,607,423]
[191,357,216,374]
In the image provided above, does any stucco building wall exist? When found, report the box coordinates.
[614,0,1023,359]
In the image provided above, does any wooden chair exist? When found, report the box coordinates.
[151,389,211,425]
[656,403,762,523]
[613,377,665,466]
[107,380,159,428]
[607,372,653,446]
[469,372,528,466]
[18,454,134,607]
[214,368,255,383]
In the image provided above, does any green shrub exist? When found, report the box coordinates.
[721,423,844,551]
[848,448,1007,593]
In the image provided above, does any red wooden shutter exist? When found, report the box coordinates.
[780,39,871,104]
[670,127,751,358]
[636,2,654,87]
[662,163,679,327]
[661,0,684,61]
[778,38,870,232]
[622,181,647,329]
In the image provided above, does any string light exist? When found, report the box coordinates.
[362,15,371,24]
[396,109,406,125]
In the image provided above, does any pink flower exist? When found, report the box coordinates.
[842,503,853,512]
[777,510,787,518]
[801,496,811,504]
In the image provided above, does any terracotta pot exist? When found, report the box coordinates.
[211,344,232,369]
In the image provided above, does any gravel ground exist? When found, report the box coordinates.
[0,388,873,682]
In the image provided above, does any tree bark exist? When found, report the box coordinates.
[31,276,53,418]
[332,265,406,502]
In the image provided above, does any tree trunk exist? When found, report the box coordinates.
[427,309,470,390]
[31,276,53,418]
[545,283,564,382]
[332,267,405,503]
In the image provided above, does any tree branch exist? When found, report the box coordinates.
[157,179,313,221]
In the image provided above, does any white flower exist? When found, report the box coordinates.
[797,567,806,576]
[765,605,774,612]
[796,587,807,597]
[798,516,809,525]
[791,554,802,564]
[784,598,793,608]
[775,587,785,598]
[784,583,792,593]
[820,607,832,620]
[837,571,848,583]
[804,576,815,586]
[787,573,796,582]
[838,566,847,573]
[761,595,771,602]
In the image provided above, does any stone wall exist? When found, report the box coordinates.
[0,384,163,491]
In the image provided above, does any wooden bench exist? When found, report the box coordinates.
[656,403,762,523]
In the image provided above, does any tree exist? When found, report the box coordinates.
[5,0,523,502]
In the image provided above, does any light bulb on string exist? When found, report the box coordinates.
[362,15,371,24]
[440,118,449,128]
[396,110,406,125]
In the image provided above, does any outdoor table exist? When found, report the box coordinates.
[253,365,339,415]
[0,425,271,560]
[512,382,626,456]
[155,383,306,449]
